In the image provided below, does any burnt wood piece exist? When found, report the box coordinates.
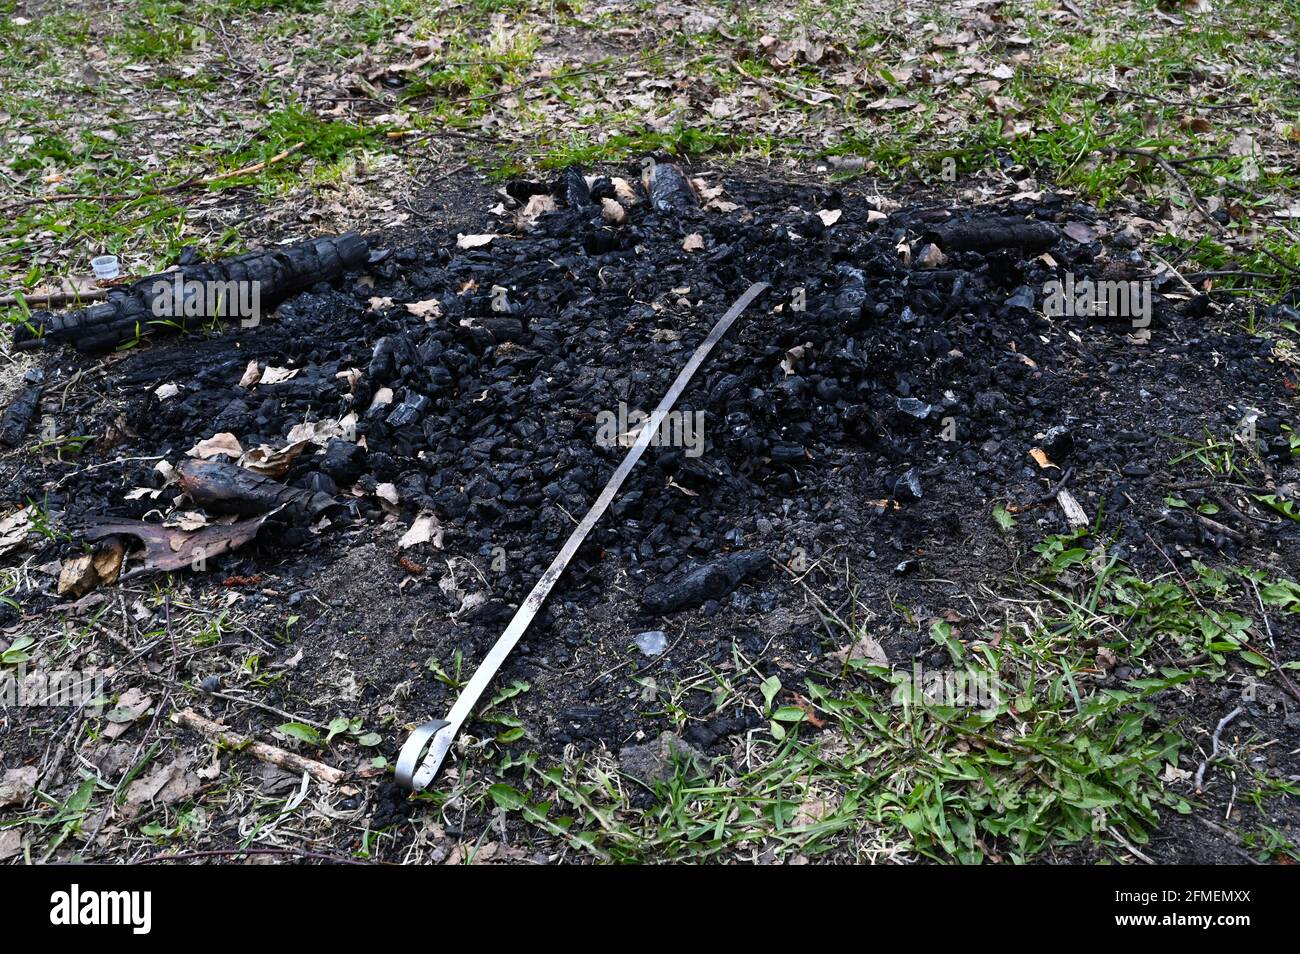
[0,378,42,447]
[12,232,369,353]
[177,458,337,521]
[925,216,1061,253]
[555,165,592,209]
[641,550,768,614]
[647,162,699,214]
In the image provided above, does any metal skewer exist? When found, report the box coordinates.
[395,281,769,791]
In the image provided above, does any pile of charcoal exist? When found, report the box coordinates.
[4,158,1293,624]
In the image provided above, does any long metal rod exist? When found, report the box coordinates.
[396,281,769,790]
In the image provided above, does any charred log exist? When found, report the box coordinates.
[646,162,699,214]
[177,458,337,521]
[925,216,1060,253]
[13,232,369,354]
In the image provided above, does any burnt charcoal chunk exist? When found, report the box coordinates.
[320,438,366,485]
[555,165,592,209]
[1042,425,1076,460]
[14,233,368,353]
[641,551,768,615]
[887,467,923,502]
[483,317,525,342]
[769,442,806,464]
[506,179,550,204]
[386,394,431,428]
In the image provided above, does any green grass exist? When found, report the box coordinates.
[422,531,1298,863]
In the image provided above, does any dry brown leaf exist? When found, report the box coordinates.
[828,632,889,668]
[0,766,38,808]
[0,506,35,557]
[399,512,444,550]
[405,298,443,319]
[1028,447,1057,469]
[239,440,312,479]
[259,366,299,386]
[238,360,262,388]
[122,758,200,819]
[104,686,154,739]
[187,432,244,459]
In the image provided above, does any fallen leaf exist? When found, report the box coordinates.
[1028,447,1058,469]
[399,512,444,550]
[259,366,298,386]
[103,687,153,739]
[239,440,311,479]
[187,433,244,459]
[285,413,357,445]
[0,506,35,557]
[1063,221,1098,243]
[816,208,842,227]
[238,361,262,388]
[793,791,841,827]
[457,233,498,249]
[405,298,443,319]
[0,766,38,808]
[828,632,889,667]
[122,758,200,819]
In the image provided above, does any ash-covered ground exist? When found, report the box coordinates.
[2,163,1297,864]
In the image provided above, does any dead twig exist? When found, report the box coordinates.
[1103,147,1223,234]
[1194,706,1243,791]
[0,141,307,214]
[170,708,344,785]
[0,288,109,309]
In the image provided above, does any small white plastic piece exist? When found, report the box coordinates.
[91,255,120,281]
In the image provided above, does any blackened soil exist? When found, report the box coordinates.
[3,165,1298,862]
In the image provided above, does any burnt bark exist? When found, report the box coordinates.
[177,458,337,521]
[13,232,369,353]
